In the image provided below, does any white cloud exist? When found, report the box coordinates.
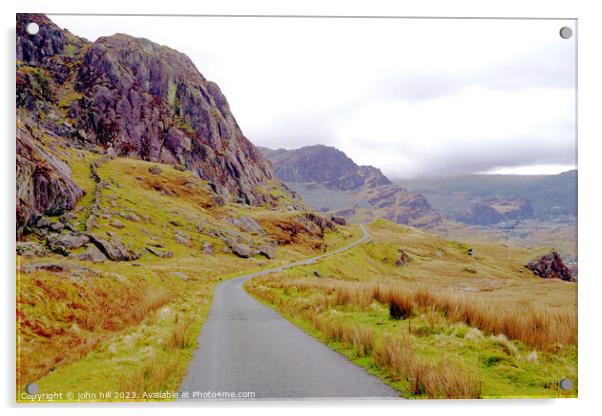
[49,14,576,177]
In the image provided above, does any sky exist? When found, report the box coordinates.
[50,15,576,178]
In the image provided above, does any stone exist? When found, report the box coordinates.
[110,219,125,229]
[230,215,265,234]
[175,231,191,246]
[525,252,573,282]
[148,166,162,175]
[35,217,53,229]
[395,249,412,266]
[16,241,47,257]
[201,241,214,255]
[231,243,253,258]
[88,232,133,261]
[46,233,89,254]
[145,246,174,258]
[50,222,64,232]
[330,216,347,226]
[122,212,140,222]
[256,244,275,260]
[78,245,107,263]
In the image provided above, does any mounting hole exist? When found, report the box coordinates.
[559,378,573,391]
[25,383,39,395]
[25,22,40,36]
[559,26,573,39]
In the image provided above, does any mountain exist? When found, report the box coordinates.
[396,170,577,224]
[261,145,392,191]
[260,145,442,228]
[16,13,285,236]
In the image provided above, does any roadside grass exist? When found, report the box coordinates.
[17,153,362,402]
[245,219,577,398]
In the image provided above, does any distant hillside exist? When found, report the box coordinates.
[260,145,442,229]
[396,170,577,223]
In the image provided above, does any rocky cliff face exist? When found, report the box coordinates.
[16,13,278,236]
[261,146,442,228]
[455,197,534,226]
[261,145,392,191]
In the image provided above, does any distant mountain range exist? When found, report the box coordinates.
[396,170,577,225]
[260,145,443,229]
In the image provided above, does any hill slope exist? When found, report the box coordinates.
[261,145,442,229]
[16,13,293,237]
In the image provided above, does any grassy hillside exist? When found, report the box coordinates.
[16,145,358,402]
[246,219,577,399]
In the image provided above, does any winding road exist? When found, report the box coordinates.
[178,225,398,400]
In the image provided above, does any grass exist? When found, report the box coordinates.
[245,218,577,398]
[17,151,360,402]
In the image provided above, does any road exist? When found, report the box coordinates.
[178,225,398,400]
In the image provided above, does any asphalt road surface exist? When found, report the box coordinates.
[179,225,398,400]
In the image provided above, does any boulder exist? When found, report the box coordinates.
[230,215,265,234]
[256,244,276,260]
[395,249,412,266]
[175,231,191,246]
[88,232,133,261]
[231,243,253,258]
[110,219,125,229]
[122,212,140,222]
[330,216,347,226]
[525,252,573,282]
[201,241,214,255]
[78,245,107,263]
[16,241,47,257]
[171,272,189,282]
[46,232,89,255]
[148,166,162,175]
[145,246,174,258]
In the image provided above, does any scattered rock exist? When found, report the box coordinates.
[145,246,174,258]
[36,217,53,228]
[85,214,97,231]
[467,248,474,256]
[122,212,140,222]
[148,166,162,175]
[88,232,134,261]
[175,231,191,246]
[314,270,323,278]
[256,244,275,259]
[434,250,444,258]
[16,241,47,257]
[201,241,214,255]
[49,222,64,232]
[173,164,186,172]
[395,249,412,266]
[59,213,77,223]
[78,245,107,263]
[330,216,347,226]
[231,242,253,258]
[525,251,573,282]
[527,351,538,363]
[110,219,125,229]
[46,233,90,255]
[229,215,265,234]
[169,220,181,227]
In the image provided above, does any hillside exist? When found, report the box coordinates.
[261,145,442,229]
[16,13,348,397]
[247,219,577,398]
[17,13,300,238]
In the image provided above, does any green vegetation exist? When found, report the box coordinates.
[17,152,356,402]
[246,219,577,398]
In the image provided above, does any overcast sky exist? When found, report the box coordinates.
[50,15,576,178]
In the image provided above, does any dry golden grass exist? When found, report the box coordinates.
[374,334,481,398]
[254,277,576,350]
[118,360,180,396]
[165,313,195,351]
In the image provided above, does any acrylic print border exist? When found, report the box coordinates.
[15,11,578,405]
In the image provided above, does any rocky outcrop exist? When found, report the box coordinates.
[261,145,391,191]
[16,13,284,235]
[16,124,84,237]
[261,145,442,229]
[525,252,573,282]
[455,198,534,226]
[88,232,139,261]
